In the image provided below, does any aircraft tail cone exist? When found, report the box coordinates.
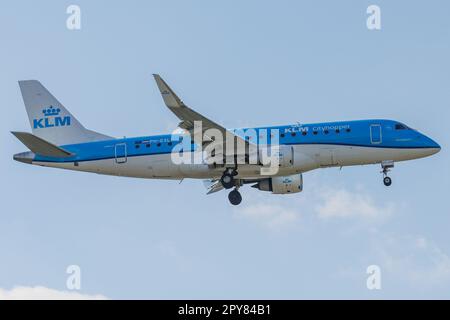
[13,151,34,164]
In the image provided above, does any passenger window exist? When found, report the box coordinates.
[281,133,285,138]
[157,143,161,147]
[313,131,318,135]
[291,132,296,137]
[324,130,329,134]
[146,144,151,148]
[302,131,307,136]
[346,128,351,133]
[336,129,340,133]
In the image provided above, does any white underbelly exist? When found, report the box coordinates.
[32,145,434,179]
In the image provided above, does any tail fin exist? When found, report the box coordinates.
[18,80,113,146]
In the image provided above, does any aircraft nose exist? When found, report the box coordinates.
[423,135,441,154]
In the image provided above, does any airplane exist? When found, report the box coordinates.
[12,75,441,205]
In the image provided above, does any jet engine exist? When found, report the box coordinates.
[252,174,303,194]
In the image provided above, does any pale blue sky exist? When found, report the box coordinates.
[1,0,449,299]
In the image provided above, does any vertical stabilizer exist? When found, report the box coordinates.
[18,80,113,146]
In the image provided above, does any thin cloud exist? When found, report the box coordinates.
[314,188,394,221]
[0,286,107,300]
[373,234,450,287]
[235,202,299,231]
[234,186,394,231]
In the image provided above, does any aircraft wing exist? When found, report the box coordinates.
[203,178,267,195]
[153,74,251,155]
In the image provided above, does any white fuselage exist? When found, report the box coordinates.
[33,144,439,180]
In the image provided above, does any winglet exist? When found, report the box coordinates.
[153,74,184,108]
[11,131,74,158]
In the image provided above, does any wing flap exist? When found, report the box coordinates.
[203,179,225,195]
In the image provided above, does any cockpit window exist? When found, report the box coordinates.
[395,123,408,130]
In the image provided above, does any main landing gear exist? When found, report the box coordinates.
[381,160,394,187]
[228,188,242,206]
[220,168,242,205]
[220,168,238,189]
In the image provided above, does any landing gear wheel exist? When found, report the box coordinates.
[228,189,242,206]
[221,173,235,189]
[380,161,394,187]
[383,176,392,187]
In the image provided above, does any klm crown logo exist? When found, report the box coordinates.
[43,106,61,116]
[33,106,71,129]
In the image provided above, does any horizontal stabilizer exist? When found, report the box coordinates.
[11,131,74,158]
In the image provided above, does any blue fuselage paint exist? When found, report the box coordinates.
[31,119,440,163]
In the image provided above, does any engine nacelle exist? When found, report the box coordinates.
[253,174,303,194]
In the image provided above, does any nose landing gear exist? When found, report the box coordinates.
[383,176,392,186]
[381,160,394,187]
